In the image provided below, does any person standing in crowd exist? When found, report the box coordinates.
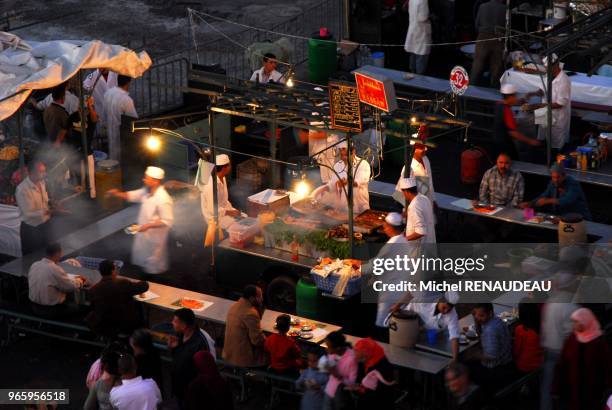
[200,154,240,230]
[399,177,436,243]
[521,164,591,220]
[352,338,395,410]
[43,84,71,145]
[30,86,79,115]
[313,140,371,214]
[539,271,579,410]
[512,300,543,374]
[107,166,174,275]
[524,54,572,156]
[478,153,525,207]
[109,354,161,410]
[322,331,358,410]
[445,362,489,410]
[103,74,138,161]
[185,351,234,410]
[295,349,329,410]
[553,308,612,410]
[494,84,541,159]
[249,53,285,84]
[403,0,431,74]
[167,308,213,406]
[27,243,85,318]
[223,285,267,367]
[468,303,513,392]
[86,260,148,337]
[265,314,303,376]
[470,0,505,87]
[129,329,163,392]
[396,142,435,205]
[400,292,460,361]
[84,349,121,410]
[16,160,52,254]
[83,68,118,132]
[86,342,128,390]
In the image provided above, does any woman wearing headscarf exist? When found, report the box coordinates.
[552,308,612,410]
[352,338,395,410]
[184,351,234,410]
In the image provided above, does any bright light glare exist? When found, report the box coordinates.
[286,78,294,88]
[411,117,417,123]
[294,180,311,199]
[146,135,161,152]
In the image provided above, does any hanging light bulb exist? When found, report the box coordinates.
[286,77,294,88]
[145,135,161,152]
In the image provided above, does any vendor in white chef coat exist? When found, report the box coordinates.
[399,177,436,243]
[395,142,435,204]
[308,121,339,184]
[312,140,371,214]
[400,291,461,361]
[403,0,432,74]
[107,166,174,274]
[200,154,240,230]
[83,68,118,131]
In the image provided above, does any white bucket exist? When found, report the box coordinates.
[385,310,420,348]
[553,3,567,19]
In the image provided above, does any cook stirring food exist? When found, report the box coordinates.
[199,154,241,230]
[311,140,371,214]
[107,166,174,274]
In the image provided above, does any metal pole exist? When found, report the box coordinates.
[343,0,350,39]
[209,97,218,274]
[77,71,90,191]
[269,121,279,186]
[546,55,553,166]
[346,133,354,259]
[17,109,24,170]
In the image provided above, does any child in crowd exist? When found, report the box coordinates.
[264,314,303,376]
[295,349,329,410]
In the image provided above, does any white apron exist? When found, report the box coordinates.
[328,156,371,214]
[128,186,174,274]
[404,0,432,56]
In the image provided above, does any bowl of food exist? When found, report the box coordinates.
[124,224,140,235]
[299,332,313,340]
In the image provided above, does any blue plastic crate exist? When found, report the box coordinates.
[74,256,124,272]
[310,272,362,297]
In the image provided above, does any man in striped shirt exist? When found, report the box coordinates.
[478,153,524,207]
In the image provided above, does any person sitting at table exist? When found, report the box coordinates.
[520,164,592,220]
[399,291,461,361]
[512,299,543,375]
[223,284,267,368]
[295,348,329,410]
[200,154,241,230]
[445,362,489,410]
[552,308,612,410]
[109,354,162,410]
[168,308,214,406]
[467,303,514,393]
[399,177,436,244]
[494,84,541,160]
[27,243,86,319]
[478,153,525,207]
[184,351,234,410]
[85,259,149,338]
[129,329,163,391]
[352,337,395,410]
[322,331,358,409]
[264,314,303,376]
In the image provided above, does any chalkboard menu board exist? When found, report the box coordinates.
[328,81,362,133]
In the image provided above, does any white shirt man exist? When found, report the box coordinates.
[308,123,339,184]
[28,256,82,306]
[396,151,435,203]
[537,55,571,150]
[200,154,240,229]
[16,175,50,227]
[110,376,161,410]
[103,76,138,161]
[399,177,436,244]
[35,91,80,114]
[326,142,371,214]
[404,0,432,73]
[83,68,118,128]
[249,53,285,84]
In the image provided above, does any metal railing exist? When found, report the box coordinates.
[131,58,188,118]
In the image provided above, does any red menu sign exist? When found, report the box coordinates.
[353,71,397,112]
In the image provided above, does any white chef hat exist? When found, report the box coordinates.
[337,140,348,149]
[398,177,417,190]
[543,53,559,66]
[216,154,230,166]
[443,291,460,305]
[500,83,517,95]
[145,166,165,180]
[384,212,403,227]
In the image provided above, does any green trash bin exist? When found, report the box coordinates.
[296,276,319,319]
[308,32,337,84]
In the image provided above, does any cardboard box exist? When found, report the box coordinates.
[246,189,290,217]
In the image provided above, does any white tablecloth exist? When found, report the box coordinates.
[500,68,612,107]
[0,204,21,257]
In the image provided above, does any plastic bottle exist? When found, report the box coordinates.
[291,236,299,262]
[576,152,582,170]
[581,151,588,171]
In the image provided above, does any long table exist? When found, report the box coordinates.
[513,160,612,189]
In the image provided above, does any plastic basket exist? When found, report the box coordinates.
[74,256,124,272]
[310,272,362,297]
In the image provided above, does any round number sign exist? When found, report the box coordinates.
[450,66,469,95]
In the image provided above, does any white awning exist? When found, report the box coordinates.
[0,31,152,121]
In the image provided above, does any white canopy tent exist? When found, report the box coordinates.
[0,31,152,120]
